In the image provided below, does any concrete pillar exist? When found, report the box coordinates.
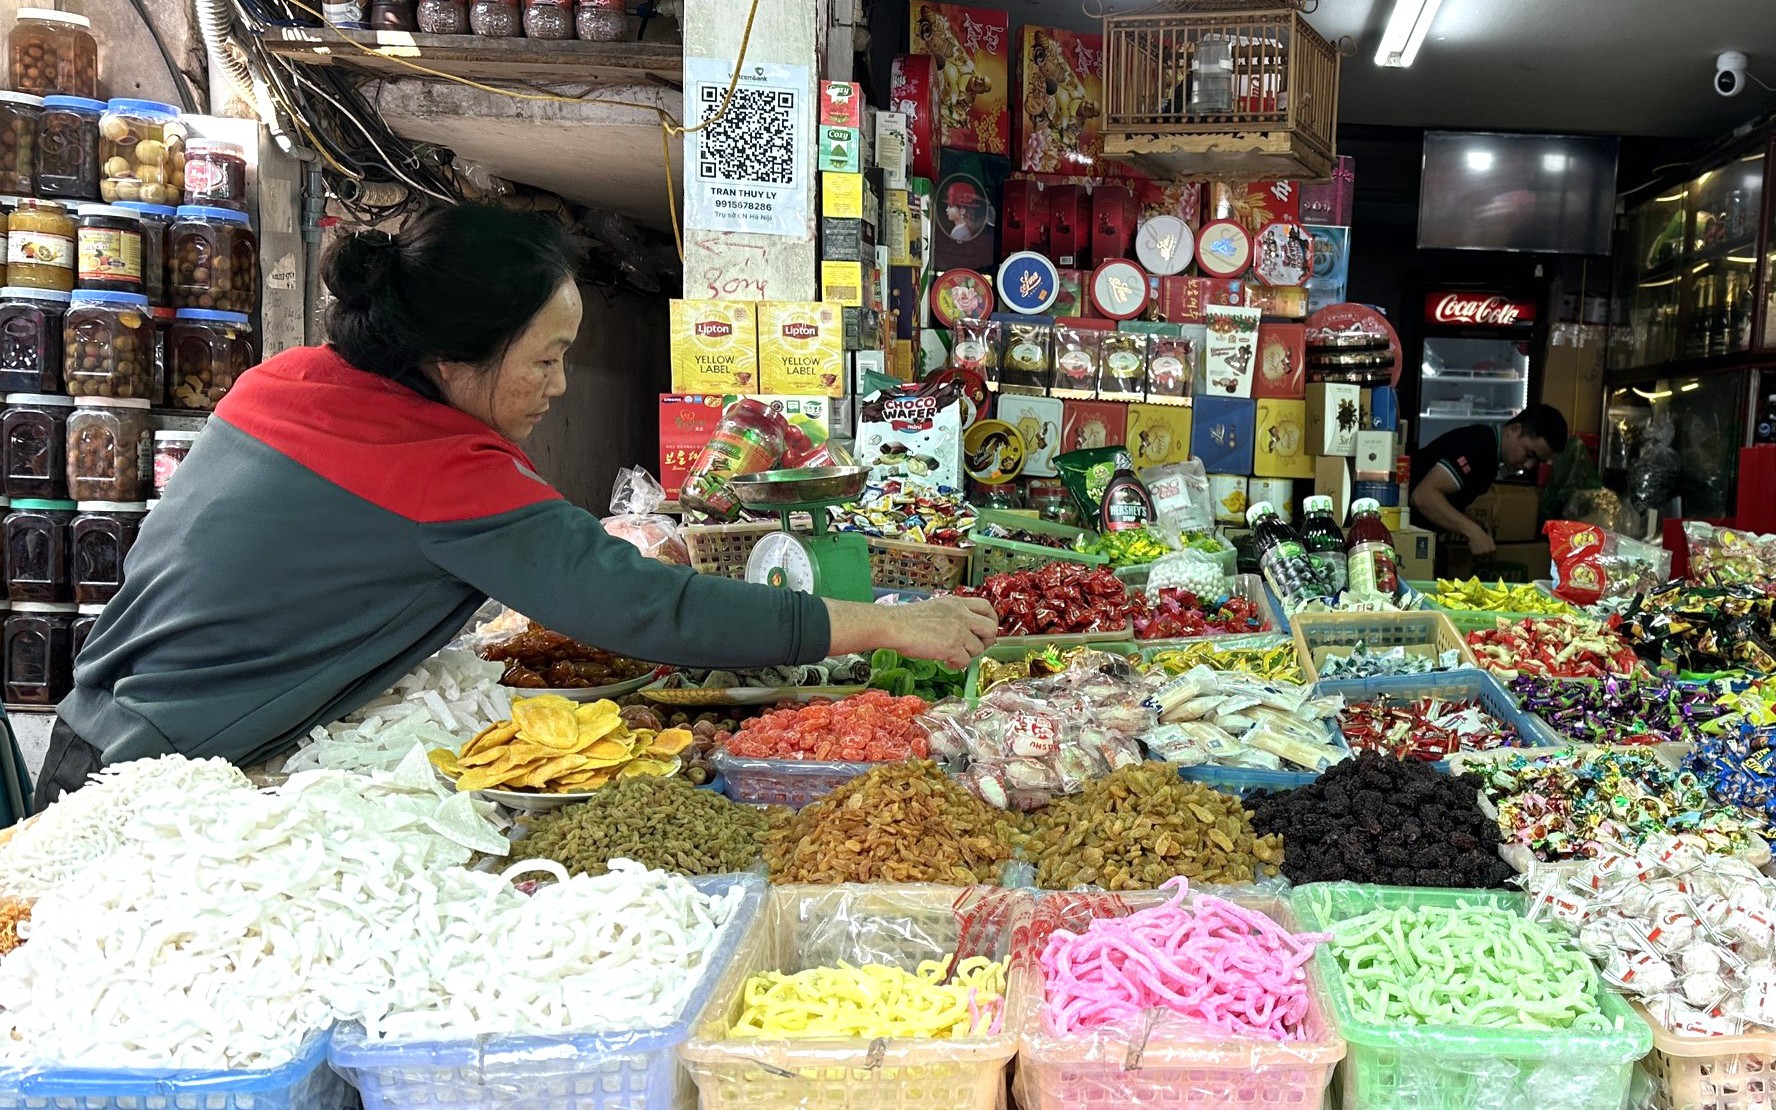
[680,0,830,302]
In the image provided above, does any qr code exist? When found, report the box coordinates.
[695,84,797,185]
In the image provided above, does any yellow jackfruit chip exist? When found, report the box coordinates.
[513,700,581,750]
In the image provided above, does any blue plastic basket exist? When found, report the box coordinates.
[329,873,766,1110]
[1313,667,1559,771]
[0,1029,343,1110]
[710,752,877,809]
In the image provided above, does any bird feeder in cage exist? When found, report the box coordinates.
[1101,0,1340,182]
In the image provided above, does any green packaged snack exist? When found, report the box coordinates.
[1057,447,1132,523]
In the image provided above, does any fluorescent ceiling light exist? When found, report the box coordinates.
[1375,0,1443,67]
[1466,149,1494,172]
[1680,382,1701,392]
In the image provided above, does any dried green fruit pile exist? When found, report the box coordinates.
[1025,763,1283,890]
[519,776,768,877]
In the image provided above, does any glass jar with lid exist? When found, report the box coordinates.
[116,202,172,306]
[5,600,74,704]
[5,498,74,602]
[99,100,186,207]
[417,0,469,32]
[148,305,172,405]
[523,0,572,39]
[7,198,73,292]
[34,95,100,201]
[169,206,256,314]
[370,1,418,29]
[575,0,626,40]
[66,399,150,503]
[168,309,254,411]
[469,0,521,36]
[70,600,100,659]
[75,205,144,295]
[152,430,196,497]
[64,290,153,400]
[8,10,97,99]
[1,393,71,500]
[71,501,144,604]
[0,287,68,393]
[0,92,42,197]
[182,141,246,211]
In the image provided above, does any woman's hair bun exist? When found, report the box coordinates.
[323,230,402,308]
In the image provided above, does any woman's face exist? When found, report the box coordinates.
[436,279,583,442]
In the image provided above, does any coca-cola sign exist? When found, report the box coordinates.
[1425,292,1536,327]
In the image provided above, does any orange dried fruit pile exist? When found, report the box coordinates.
[763,761,1023,884]
[720,690,932,762]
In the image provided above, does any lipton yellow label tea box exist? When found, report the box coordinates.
[670,300,758,393]
[758,302,845,396]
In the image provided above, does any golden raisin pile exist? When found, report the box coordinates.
[1026,763,1283,891]
[764,761,1023,884]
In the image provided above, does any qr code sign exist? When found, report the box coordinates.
[696,84,798,186]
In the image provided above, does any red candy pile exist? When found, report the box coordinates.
[718,690,932,762]
[956,563,1134,637]
[1133,588,1265,641]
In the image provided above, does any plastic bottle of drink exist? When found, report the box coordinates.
[1345,497,1401,601]
[1301,494,1347,595]
[1246,501,1329,609]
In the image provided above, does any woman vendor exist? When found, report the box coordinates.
[38,205,999,809]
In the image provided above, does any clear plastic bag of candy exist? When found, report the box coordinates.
[601,466,690,564]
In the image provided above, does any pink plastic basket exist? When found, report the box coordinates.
[1012,889,1344,1109]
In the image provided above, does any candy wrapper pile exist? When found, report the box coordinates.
[1511,674,1725,746]
[831,481,974,546]
[1621,585,1776,675]
[1338,694,1526,761]
[1525,836,1776,1036]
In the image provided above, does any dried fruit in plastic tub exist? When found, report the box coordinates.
[1025,763,1282,890]
[479,621,658,689]
[762,760,1022,884]
[717,689,931,762]
[519,776,766,877]
[1249,750,1515,888]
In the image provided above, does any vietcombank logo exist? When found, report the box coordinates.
[781,321,819,340]
[695,320,733,338]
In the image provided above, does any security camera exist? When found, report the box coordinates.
[1717,52,1748,97]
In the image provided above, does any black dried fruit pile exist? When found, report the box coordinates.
[1249,750,1515,888]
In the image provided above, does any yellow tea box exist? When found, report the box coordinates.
[758,302,845,396]
[669,300,757,393]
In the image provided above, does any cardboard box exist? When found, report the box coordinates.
[1355,429,1395,481]
[882,191,914,266]
[758,302,845,396]
[1200,305,1262,398]
[1159,276,1243,325]
[1468,483,1541,543]
[1125,402,1192,469]
[821,261,865,308]
[997,393,1064,477]
[1360,385,1398,431]
[657,393,728,498]
[821,81,864,128]
[1306,381,1360,456]
[1393,523,1436,581]
[822,172,865,220]
[873,110,911,190]
[1209,180,1300,236]
[1253,322,1305,399]
[1061,400,1128,452]
[669,300,758,393]
[1014,25,1104,173]
[1048,184,1091,267]
[934,149,1008,273]
[1543,323,1605,439]
[821,216,875,263]
[1253,398,1313,479]
[818,126,861,173]
[1247,477,1296,517]
[1190,397,1256,475]
[1314,454,1353,521]
[1000,177,1050,256]
[1091,184,1138,265]
[889,54,940,182]
[1244,284,1308,320]
[1209,474,1248,524]
[910,2,1011,155]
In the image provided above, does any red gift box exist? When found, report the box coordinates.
[1091,184,1138,269]
[1001,177,1051,255]
[1061,399,1129,451]
[1048,184,1092,267]
[1159,276,1244,324]
[1300,155,1355,226]
[658,394,729,499]
[890,54,941,182]
[910,2,1011,155]
[1253,323,1306,399]
[820,81,863,129]
[1015,25,1103,174]
[1210,180,1301,236]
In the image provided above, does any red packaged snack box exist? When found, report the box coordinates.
[1254,322,1307,399]
[909,2,1011,155]
[1015,25,1104,174]
[1091,184,1138,269]
[1159,276,1244,325]
[1048,183,1092,268]
[1209,180,1301,236]
[1061,399,1129,451]
[890,54,941,182]
[1001,177,1051,255]
[658,394,728,499]
[1300,155,1355,226]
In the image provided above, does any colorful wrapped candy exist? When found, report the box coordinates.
[1511,674,1725,746]
[1131,588,1265,640]
[1434,578,1576,615]
[832,481,975,546]
[1686,521,1776,587]
[956,563,1135,637]
[1466,615,1642,680]
[1620,585,1776,675]
[1338,695,1524,760]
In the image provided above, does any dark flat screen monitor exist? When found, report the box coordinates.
[1419,131,1619,254]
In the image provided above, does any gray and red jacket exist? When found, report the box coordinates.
[58,346,832,768]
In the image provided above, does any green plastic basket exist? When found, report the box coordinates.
[1291,883,1651,1110]
[966,509,1106,586]
[1412,579,1577,634]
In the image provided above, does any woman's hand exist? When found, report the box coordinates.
[826,595,1000,671]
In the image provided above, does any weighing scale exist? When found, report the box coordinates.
[731,467,875,602]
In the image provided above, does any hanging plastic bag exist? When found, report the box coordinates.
[601,467,690,565]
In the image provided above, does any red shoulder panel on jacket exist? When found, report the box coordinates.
[213,346,563,523]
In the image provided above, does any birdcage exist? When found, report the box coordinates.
[1101,0,1340,181]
